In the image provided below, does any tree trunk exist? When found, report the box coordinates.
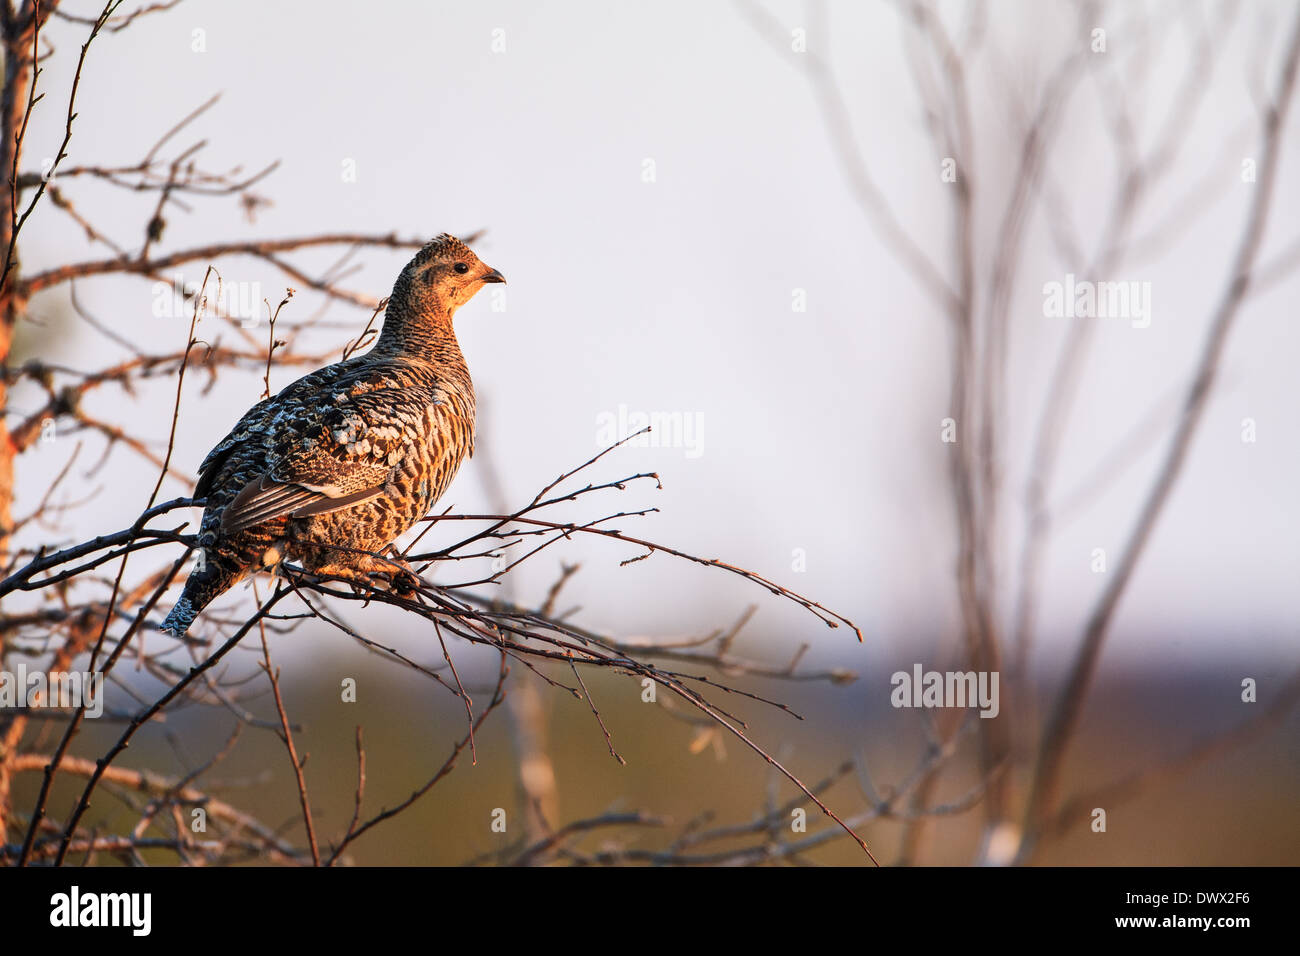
[0,1,37,844]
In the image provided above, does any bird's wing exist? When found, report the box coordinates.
[220,472,387,533]
[194,394,276,501]
[218,378,427,533]
[194,363,346,500]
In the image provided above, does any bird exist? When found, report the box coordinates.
[159,233,505,636]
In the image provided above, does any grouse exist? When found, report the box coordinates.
[159,233,505,636]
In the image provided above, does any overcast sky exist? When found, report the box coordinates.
[15,0,1300,679]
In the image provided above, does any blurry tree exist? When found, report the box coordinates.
[740,0,1300,864]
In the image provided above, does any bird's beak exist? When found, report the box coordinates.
[481,268,506,284]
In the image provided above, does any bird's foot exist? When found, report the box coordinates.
[307,558,421,598]
[379,557,421,598]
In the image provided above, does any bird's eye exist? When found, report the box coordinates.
[454,262,469,274]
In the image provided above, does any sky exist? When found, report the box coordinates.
[13,0,1300,684]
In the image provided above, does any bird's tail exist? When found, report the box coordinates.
[160,553,245,636]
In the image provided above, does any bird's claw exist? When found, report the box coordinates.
[389,568,420,597]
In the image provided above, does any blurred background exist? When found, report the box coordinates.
[6,0,1299,864]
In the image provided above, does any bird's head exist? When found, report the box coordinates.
[395,233,505,317]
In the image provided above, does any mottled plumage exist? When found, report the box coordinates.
[160,233,504,636]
